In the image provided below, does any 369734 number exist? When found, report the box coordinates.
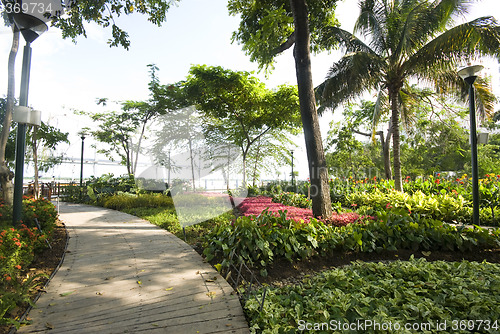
[2,2,53,15]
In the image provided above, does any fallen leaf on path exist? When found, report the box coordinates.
[59,291,75,297]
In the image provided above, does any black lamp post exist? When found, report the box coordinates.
[458,64,484,226]
[80,134,85,187]
[290,150,295,191]
[11,9,49,224]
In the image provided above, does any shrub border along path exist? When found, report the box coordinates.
[16,202,248,334]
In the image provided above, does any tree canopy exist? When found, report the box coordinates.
[182,65,302,185]
[228,0,339,70]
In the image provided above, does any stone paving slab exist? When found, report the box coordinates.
[17,203,249,334]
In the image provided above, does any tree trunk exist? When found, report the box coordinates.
[377,121,393,180]
[0,26,20,206]
[389,87,403,191]
[252,138,261,187]
[188,138,196,191]
[32,126,39,199]
[289,0,332,218]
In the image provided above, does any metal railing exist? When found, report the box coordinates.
[221,250,267,312]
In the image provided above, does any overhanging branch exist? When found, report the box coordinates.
[272,32,295,55]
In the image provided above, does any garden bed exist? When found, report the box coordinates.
[0,220,67,334]
[261,248,500,287]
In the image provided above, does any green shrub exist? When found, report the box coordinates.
[103,193,174,211]
[459,206,500,227]
[323,210,500,254]
[272,192,312,209]
[203,209,500,273]
[61,174,137,204]
[246,185,262,197]
[22,197,58,232]
[348,189,468,222]
[203,211,326,276]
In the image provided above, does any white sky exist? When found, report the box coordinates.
[0,0,499,181]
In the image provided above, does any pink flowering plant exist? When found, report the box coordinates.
[238,196,314,223]
[203,194,500,276]
[238,196,374,227]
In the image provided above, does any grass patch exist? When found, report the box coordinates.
[122,205,234,245]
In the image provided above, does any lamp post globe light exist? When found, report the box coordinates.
[458,64,484,226]
[11,0,63,224]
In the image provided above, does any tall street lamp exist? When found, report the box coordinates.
[80,134,85,187]
[11,8,49,224]
[79,134,85,201]
[290,150,295,191]
[458,64,484,226]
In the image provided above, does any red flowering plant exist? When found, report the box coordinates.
[238,196,315,223]
[238,196,373,227]
[0,225,48,326]
[322,212,376,227]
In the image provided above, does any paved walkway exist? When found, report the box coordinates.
[17,202,249,334]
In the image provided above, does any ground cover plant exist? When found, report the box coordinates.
[245,257,500,333]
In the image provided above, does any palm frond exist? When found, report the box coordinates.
[428,69,496,121]
[319,26,378,55]
[473,76,497,121]
[371,87,389,135]
[316,51,385,112]
[355,0,388,55]
[398,84,426,129]
[393,0,441,61]
[405,16,500,75]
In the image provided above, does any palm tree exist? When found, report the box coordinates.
[316,0,500,191]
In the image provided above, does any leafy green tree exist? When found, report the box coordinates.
[316,0,500,191]
[228,0,339,217]
[27,122,69,198]
[247,132,296,187]
[83,65,168,176]
[400,108,470,176]
[183,65,301,186]
[82,110,138,175]
[151,106,205,191]
[325,103,382,179]
[0,98,68,201]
